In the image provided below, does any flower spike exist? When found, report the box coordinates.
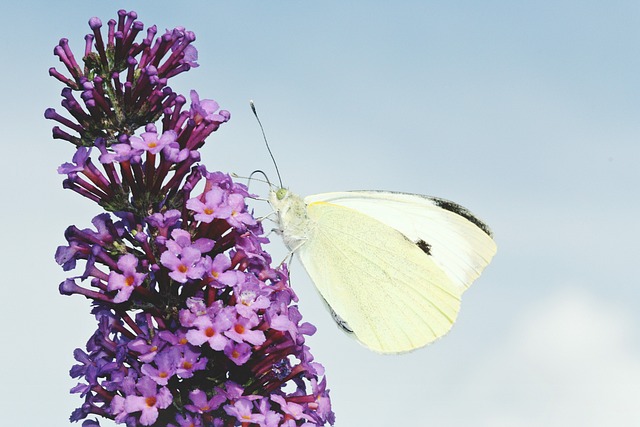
[49,10,333,427]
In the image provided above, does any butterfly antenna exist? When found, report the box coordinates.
[250,100,284,188]
[248,169,272,188]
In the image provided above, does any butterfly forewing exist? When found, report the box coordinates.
[303,191,497,294]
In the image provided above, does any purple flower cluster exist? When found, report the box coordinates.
[48,10,334,427]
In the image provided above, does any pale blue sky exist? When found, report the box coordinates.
[1,1,639,426]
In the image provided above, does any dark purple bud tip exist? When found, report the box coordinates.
[44,108,57,119]
[59,279,80,295]
[62,178,75,189]
[89,17,102,29]
[52,126,73,141]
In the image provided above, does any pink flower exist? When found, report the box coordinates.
[226,193,256,229]
[186,312,233,351]
[141,348,180,386]
[186,187,232,223]
[224,341,252,366]
[119,377,173,426]
[160,246,206,283]
[203,253,242,288]
[129,130,177,155]
[189,90,229,125]
[184,389,226,414]
[107,254,146,303]
[224,399,265,425]
[225,314,266,346]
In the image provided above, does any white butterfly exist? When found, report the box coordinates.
[268,188,496,354]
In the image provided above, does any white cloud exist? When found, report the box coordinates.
[460,287,640,426]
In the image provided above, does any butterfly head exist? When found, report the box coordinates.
[274,187,289,201]
[267,187,287,211]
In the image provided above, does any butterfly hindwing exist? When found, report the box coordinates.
[298,199,464,353]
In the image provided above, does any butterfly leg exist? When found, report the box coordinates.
[277,240,306,267]
[256,210,278,223]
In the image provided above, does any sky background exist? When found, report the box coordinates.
[1,1,639,426]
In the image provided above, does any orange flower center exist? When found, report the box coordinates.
[145,396,157,407]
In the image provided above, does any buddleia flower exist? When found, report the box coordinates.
[49,10,334,427]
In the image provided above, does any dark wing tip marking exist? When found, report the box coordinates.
[347,190,494,238]
[430,197,494,238]
[415,239,432,255]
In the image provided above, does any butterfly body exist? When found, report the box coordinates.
[268,188,311,250]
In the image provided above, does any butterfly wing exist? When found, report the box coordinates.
[298,191,496,353]
[304,191,497,294]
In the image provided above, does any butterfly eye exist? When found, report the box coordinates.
[276,188,288,200]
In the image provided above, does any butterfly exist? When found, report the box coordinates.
[248,101,496,353]
[268,187,496,354]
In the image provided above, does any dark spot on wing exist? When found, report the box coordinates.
[431,197,494,237]
[415,239,432,255]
